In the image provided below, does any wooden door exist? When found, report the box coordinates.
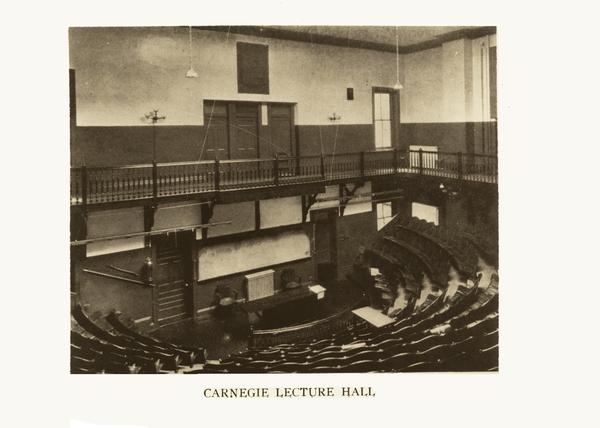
[231,103,259,159]
[153,233,193,326]
[312,208,338,282]
[202,101,229,160]
[267,104,294,158]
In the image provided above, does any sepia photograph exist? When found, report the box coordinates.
[69,25,499,374]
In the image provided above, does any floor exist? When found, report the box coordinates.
[151,279,365,360]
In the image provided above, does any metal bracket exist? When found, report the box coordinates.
[339,181,364,216]
[302,193,319,223]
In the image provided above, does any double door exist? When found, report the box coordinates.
[202,101,294,160]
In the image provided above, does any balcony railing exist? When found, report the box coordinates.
[70,149,497,206]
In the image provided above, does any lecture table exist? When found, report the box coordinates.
[241,284,326,326]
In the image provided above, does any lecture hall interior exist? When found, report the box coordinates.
[69,25,499,374]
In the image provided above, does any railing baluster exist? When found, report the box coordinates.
[71,150,497,206]
[359,152,365,178]
[214,160,220,191]
[81,167,88,207]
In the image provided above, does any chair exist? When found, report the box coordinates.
[214,285,238,318]
[281,268,302,290]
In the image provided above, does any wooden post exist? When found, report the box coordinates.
[273,155,279,186]
[393,148,399,174]
[320,154,325,179]
[214,159,220,191]
[152,162,158,199]
[457,151,463,180]
[418,149,424,175]
[81,166,88,207]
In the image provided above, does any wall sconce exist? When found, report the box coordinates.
[328,113,341,122]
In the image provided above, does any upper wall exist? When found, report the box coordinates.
[401,33,497,124]
[401,47,444,123]
[70,27,402,127]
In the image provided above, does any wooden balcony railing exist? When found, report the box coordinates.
[70,149,497,206]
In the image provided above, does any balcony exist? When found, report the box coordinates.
[70,149,497,207]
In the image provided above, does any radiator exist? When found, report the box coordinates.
[245,269,275,301]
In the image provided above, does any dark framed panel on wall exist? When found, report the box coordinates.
[237,42,270,94]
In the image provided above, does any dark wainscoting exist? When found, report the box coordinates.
[71,121,497,167]
[295,124,375,156]
[399,121,498,155]
[72,126,205,167]
[78,247,154,321]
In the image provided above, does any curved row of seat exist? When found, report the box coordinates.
[71,215,498,374]
[186,215,499,373]
[70,306,207,374]
[190,278,497,373]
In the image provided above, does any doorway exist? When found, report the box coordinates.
[152,232,194,326]
[311,208,338,283]
[202,100,295,161]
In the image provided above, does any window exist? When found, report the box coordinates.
[237,42,269,94]
[489,46,497,119]
[411,202,439,226]
[376,202,394,230]
[373,92,392,149]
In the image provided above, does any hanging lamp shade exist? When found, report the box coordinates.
[186,68,198,78]
[394,27,403,90]
[186,26,198,78]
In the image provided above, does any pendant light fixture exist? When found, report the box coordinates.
[186,26,198,78]
[393,26,403,90]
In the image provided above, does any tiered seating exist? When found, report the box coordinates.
[189,274,497,373]
[70,305,207,374]
[74,214,498,374]
[185,214,499,373]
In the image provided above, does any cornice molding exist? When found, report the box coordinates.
[196,26,496,54]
